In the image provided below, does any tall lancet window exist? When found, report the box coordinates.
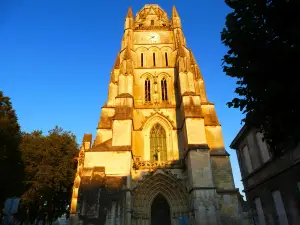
[165,52,168,66]
[161,78,168,101]
[145,78,151,102]
[153,53,156,67]
[150,124,167,162]
[141,53,144,67]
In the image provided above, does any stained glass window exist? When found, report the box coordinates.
[150,123,167,161]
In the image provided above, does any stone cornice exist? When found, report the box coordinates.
[134,26,172,31]
[210,150,230,156]
[216,188,239,194]
[183,144,210,160]
[188,186,216,194]
[133,160,184,170]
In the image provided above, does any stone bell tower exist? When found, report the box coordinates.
[70,4,243,225]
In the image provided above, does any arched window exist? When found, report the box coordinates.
[153,53,156,67]
[141,53,144,67]
[165,52,168,66]
[145,78,151,102]
[150,123,167,161]
[161,78,168,101]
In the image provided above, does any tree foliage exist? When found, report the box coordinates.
[19,126,78,224]
[221,0,300,155]
[0,91,24,208]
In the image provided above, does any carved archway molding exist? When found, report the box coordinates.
[132,170,189,220]
[141,112,176,130]
[140,72,154,79]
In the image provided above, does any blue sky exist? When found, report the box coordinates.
[0,0,244,195]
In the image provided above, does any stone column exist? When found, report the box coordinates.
[140,217,143,225]
[125,175,132,225]
[69,215,79,225]
[193,198,209,224]
[143,216,148,225]
[208,204,220,224]
[81,195,86,216]
[105,207,111,225]
[95,188,101,218]
[115,202,121,225]
[111,201,116,225]
[134,217,138,225]
[172,214,178,225]
[188,211,195,225]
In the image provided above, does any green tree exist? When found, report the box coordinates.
[221,0,300,156]
[0,91,24,209]
[20,126,78,224]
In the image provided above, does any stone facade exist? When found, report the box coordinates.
[231,125,300,225]
[69,4,244,225]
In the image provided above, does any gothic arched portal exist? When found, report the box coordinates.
[151,194,171,225]
[150,123,167,161]
[132,173,189,225]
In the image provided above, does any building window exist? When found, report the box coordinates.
[254,197,267,225]
[242,145,253,174]
[165,52,168,66]
[150,123,167,162]
[161,78,168,101]
[141,53,144,67]
[153,53,156,67]
[151,20,154,25]
[256,132,270,163]
[145,78,151,102]
[272,190,289,225]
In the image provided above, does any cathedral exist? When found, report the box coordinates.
[70,4,244,225]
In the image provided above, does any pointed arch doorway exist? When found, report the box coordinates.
[151,194,171,225]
